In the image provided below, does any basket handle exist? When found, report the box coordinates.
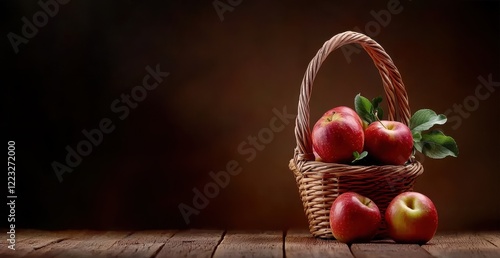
[294,31,412,163]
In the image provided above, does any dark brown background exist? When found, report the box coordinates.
[3,0,500,231]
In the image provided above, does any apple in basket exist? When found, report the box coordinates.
[330,192,381,243]
[385,192,438,244]
[312,106,364,163]
[364,120,413,165]
[328,106,363,127]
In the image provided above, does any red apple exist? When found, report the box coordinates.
[330,192,381,243]
[364,120,413,165]
[385,192,438,244]
[313,150,322,161]
[312,107,364,163]
[330,106,363,127]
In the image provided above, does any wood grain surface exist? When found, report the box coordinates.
[0,229,498,257]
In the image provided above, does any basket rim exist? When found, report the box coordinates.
[289,156,424,177]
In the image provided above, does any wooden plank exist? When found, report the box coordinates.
[27,230,130,258]
[14,229,51,243]
[422,232,500,258]
[0,229,25,253]
[104,230,177,258]
[479,232,500,248]
[351,242,433,258]
[2,229,499,258]
[155,229,224,258]
[285,229,352,258]
[0,230,73,257]
[0,229,62,250]
[213,230,282,258]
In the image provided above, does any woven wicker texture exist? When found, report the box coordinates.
[289,31,424,239]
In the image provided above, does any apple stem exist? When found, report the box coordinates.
[326,112,337,122]
[374,110,387,129]
[378,120,387,129]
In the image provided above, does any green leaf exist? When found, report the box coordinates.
[371,96,383,110]
[355,94,375,124]
[376,107,384,120]
[409,109,447,133]
[352,151,368,163]
[414,141,423,152]
[371,96,384,120]
[413,132,422,143]
[415,130,459,159]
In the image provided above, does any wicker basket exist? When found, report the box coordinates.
[289,31,424,239]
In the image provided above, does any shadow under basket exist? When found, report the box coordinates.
[289,31,424,239]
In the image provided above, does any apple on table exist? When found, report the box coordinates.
[329,192,381,243]
[385,192,438,244]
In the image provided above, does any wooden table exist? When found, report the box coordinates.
[1,229,499,257]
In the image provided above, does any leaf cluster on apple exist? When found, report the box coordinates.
[311,93,459,165]
[355,93,459,163]
[409,109,459,159]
